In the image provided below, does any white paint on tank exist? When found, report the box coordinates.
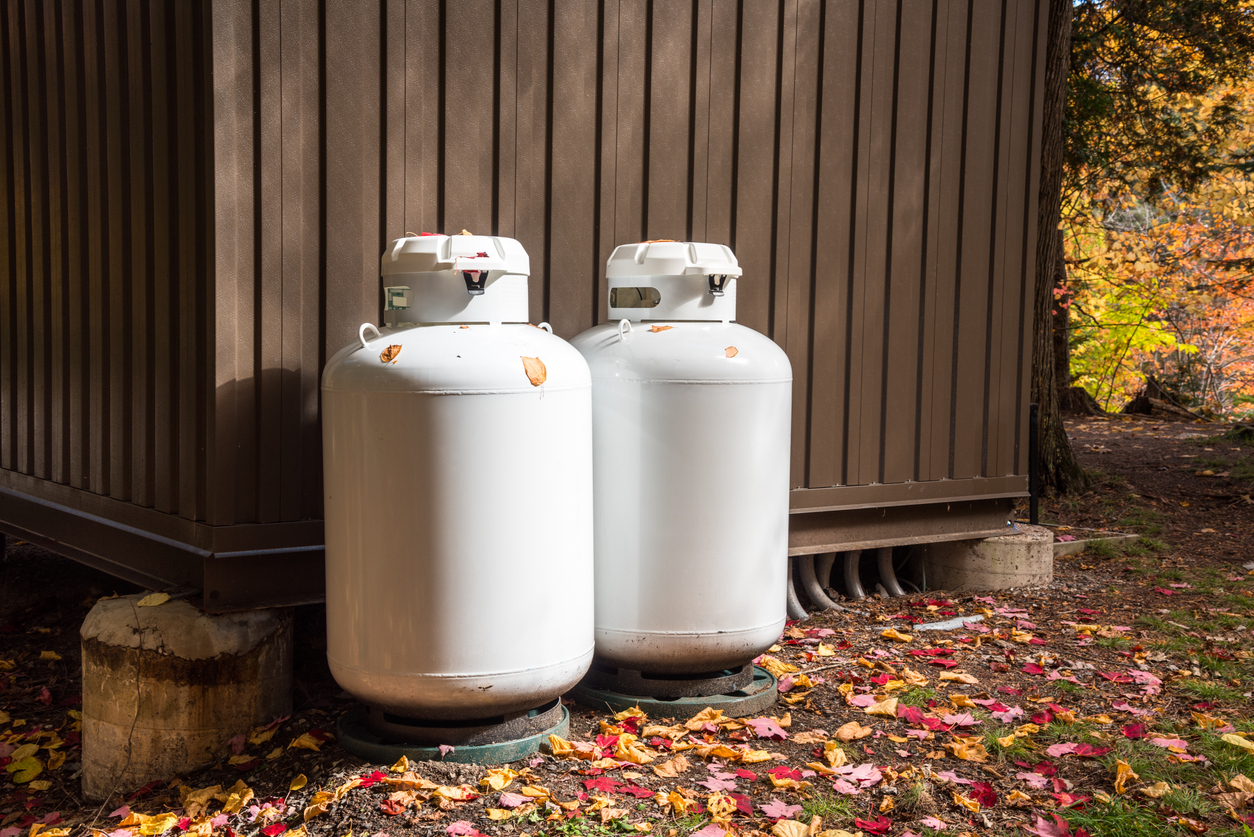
[571,241,792,675]
[322,235,594,720]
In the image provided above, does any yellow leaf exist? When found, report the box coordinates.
[290,774,308,791]
[865,697,899,718]
[8,757,42,783]
[1230,774,1254,793]
[880,628,912,643]
[138,814,179,836]
[649,325,673,333]
[46,751,65,770]
[1140,781,1171,798]
[0,710,9,724]
[816,643,836,657]
[949,694,976,709]
[26,780,51,792]
[771,820,809,837]
[1114,759,1139,794]
[521,356,547,386]
[221,780,255,814]
[1094,791,1112,803]
[707,792,737,822]
[614,707,648,723]
[267,746,284,760]
[39,651,61,661]
[652,756,690,778]
[952,792,981,813]
[248,727,278,746]
[725,347,739,358]
[288,732,322,752]
[137,593,170,608]
[481,768,518,791]
[11,744,38,761]
[1006,790,1032,806]
[1222,734,1254,752]
[997,733,1018,748]
[939,671,979,685]
[486,809,513,821]
[835,721,873,742]
[823,741,848,768]
[757,656,800,678]
[390,755,408,774]
[741,749,773,764]
[227,754,256,765]
[945,738,989,763]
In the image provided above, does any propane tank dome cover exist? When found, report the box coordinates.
[381,233,531,277]
[606,241,742,279]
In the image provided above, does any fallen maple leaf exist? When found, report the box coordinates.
[1114,759,1138,794]
[379,345,402,364]
[1024,813,1073,837]
[745,717,789,740]
[521,356,547,386]
[759,799,803,820]
[880,628,913,643]
[835,721,873,742]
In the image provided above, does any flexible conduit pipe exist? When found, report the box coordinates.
[876,547,907,597]
[799,554,842,611]
[843,551,867,600]
[786,557,809,620]
[815,554,836,591]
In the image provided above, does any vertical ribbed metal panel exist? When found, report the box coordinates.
[1,0,212,519]
[4,0,1043,539]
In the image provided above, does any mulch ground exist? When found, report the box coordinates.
[2,416,1253,837]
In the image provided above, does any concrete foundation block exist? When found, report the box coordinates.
[80,595,292,802]
[917,524,1053,591]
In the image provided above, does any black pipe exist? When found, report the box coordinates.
[1028,402,1040,525]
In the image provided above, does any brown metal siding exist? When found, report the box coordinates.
[3,0,1042,600]
[1,0,212,519]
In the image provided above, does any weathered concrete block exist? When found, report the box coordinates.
[80,595,292,801]
[917,524,1053,591]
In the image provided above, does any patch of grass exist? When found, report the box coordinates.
[983,729,1031,762]
[1105,740,1198,788]
[1117,507,1167,536]
[799,791,854,824]
[1176,678,1246,705]
[1194,731,1254,779]
[1097,635,1133,651]
[1157,568,1188,582]
[1134,614,1170,631]
[1161,786,1219,819]
[1221,594,1254,614]
[898,687,937,708]
[895,780,930,814]
[1053,679,1084,695]
[1087,539,1123,559]
[1065,796,1188,837]
[1148,636,1195,654]
[1197,654,1240,679]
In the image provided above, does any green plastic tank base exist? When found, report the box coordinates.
[567,666,777,720]
[337,703,570,766]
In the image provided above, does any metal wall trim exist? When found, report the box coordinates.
[790,476,1029,513]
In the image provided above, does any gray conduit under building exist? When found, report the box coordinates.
[786,556,809,620]
[876,547,907,597]
[843,550,867,600]
[799,553,842,611]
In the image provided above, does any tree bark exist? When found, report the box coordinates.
[1032,0,1089,494]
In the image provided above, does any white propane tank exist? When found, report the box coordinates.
[570,241,792,675]
[322,233,594,720]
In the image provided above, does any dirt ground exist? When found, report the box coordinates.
[2,415,1253,837]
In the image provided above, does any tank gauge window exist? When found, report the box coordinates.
[609,287,662,308]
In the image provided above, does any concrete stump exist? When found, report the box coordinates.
[80,595,292,801]
[917,524,1053,591]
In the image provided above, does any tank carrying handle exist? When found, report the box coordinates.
[536,322,553,333]
[617,319,634,343]
[359,322,382,349]
[708,274,730,297]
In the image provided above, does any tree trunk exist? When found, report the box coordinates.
[1032,0,1089,494]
